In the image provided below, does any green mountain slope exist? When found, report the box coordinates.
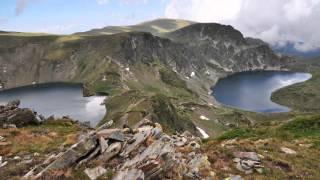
[75,18,195,36]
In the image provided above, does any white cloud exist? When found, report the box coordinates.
[165,0,320,52]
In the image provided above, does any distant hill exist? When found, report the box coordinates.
[75,18,195,36]
[273,42,320,58]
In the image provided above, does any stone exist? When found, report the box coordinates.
[225,175,242,180]
[84,166,107,180]
[0,141,11,146]
[13,156,21,160]
[7,100,20,107]
[233,158,241,163]
[281,147,297,154]
[151,127,163,139]
[97,129,125,142]
[188,141,200,150]
[200,115,210,120]
[233,152,260,161]
[96,120,114,131]
[100,142,122,162]
[120,126,153,157]
[299,143,312,148]
[99,137,109,153]
[256,168,264,174]
[0,161,8,168]
[42,136,97,170]
[113,168,144,180]
[2,124,17,129]
[9,109,39,127]
[187,154,211,173]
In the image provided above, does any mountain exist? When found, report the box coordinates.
[273,42,320,58]
[1,19,320,179]
[75,18,195,36]
[0,22,291,137]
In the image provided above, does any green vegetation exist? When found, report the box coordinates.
[76,19,194,36]
[0,119,83,156]
[203,114,320,179]
[159,68,188,89]
[272,59,320,112]
[216,114,320,143]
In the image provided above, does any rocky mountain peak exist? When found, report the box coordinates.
[167,23,246,46]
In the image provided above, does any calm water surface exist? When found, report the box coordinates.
[212,71,312,113]
[0,83,106,126]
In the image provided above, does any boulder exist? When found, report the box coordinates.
[0,101,39,127]
[100,142,122,162]
[281,147,297,155]
[97,129,125,142]
[233,152,260,162]
[84,166,107,180]
[113,168,144,180]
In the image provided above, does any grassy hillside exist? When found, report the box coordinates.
[202,114,320,179]
[75,18,194,36]
[272,57,320,111]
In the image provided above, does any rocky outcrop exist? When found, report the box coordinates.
[0,100,39,127]
[167,23,290,73]
[25,120,215,179]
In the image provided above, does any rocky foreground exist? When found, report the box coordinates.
[1,101,319,179]
[23,119,217,179]
[0,100,40,128]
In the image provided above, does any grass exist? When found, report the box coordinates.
[272,62,320,112]
[203,114,320,179]
[215,114,320,144]
[0,119,83,156]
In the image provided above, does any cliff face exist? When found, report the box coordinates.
[167,23,290,72]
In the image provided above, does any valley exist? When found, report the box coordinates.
[0,19,319,179]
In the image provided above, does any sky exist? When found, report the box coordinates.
[1,0,320,52]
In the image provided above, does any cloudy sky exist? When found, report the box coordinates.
[1,0,320,52]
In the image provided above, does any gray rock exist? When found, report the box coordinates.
[97,129,125,142]
[100,137,109,153]
[120,126,153,157]
[227,175,243,180]
[100,142,122,162]
[188,141,200,150]
[281,147,297,155]
[113,168,144,180]
[233,151,260,161]
[2,124,17,129]
[0,136,5,142]
[84,166,107,180]
[39,136,97,172]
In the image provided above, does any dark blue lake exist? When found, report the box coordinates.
[212,71,311,113]
[0,83,106,126]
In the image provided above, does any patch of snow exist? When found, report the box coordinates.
[102,75,107,81]
[200,115,210,121]
[190,72,195,77]
[125,67,130,71]
[196,127,209,139]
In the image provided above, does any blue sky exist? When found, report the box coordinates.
[0,0,166,34]
[1,0,320,52]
